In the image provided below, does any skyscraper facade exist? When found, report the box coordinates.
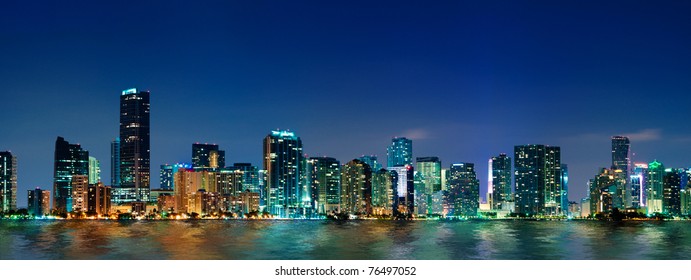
[446,163,480,217]
[371,168,395,216]
[611,136,631,207]
[631,163,648,209]
[514,145,563,216]
[192,143,225,170]
[27,188,50,216]
[646,160,664,214]
[0,151,17,212]
[111,138,121,188]
[263,130,304,217]
[387,137,412,167]
[358,155,382,171]
[663,169,681,216]
[160,163,192,190]
[415,157,442,215]
[53,137,89,213]
[489,153,512,210]
[88,156,101,184]
[118,88,151,204]
[340,159,372,215]
[387,165,414,216]
[308,157,341,214]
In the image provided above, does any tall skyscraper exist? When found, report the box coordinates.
[192,143,225,170]
[87,182,111,217]
[415,157,442,215]
[489,153,512,210]
[663,169,681,216]
[646,160,664,214]
[447,163,480,217]
[111,138,121,188]
[630,163,648,209]
[0,151,17,212]
[53,137,89,213]
[358,155,382,171]
[160,163,192,190]
[387,137,412,167]
[307,157,341,214]
[88,156,101,184]
[387,165,414,216]
[263,130,304,217]
[514,145,563,216]
[561,164,569,215]
[27,188,50,216]
[611,136,631,207]
[118,88,150,204]
[372,168,396,216]
[340,159,372,215]
[71,175,89,212]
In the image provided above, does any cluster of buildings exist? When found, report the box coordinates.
[2,88,691,220]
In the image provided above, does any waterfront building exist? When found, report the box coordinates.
[307,157,341,214]
[263,130,304,217]
[387,137,412,167]
[514,145,563,216]
[239,190,261,215]
[71,175,89,212]
[663,169,681,216]
[0,151,17,212]
[192,143,225,170]
[446,163,480,217]
[340,159,372,215]
[117,88,151,204]
[53,137,89,213]
[157,194,176,214]
[27,188,50,216]
[590,168,618,215]
[415,157,442,215]
[160,163,192,191]
[646,160,665,214]
[561,164,569,215]
[611,136,631,208]
[87,182,111,216]
[88,156,101,184]
[387,165,414,216]
[489,154,512,211]
[217,168,244,196]
[174,169,218,213]
[229,163,262,194]
[358,155,382,172]
[372,168,396,216]
[111,138,121,188]
[630,163,648,209]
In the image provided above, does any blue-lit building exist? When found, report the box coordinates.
[514,145,563,216]
[53,137,89,213]
[646,160,665,214]
[160,163,192,190]
[415,157,442,215]
[358,155,382,171]
[111,138,120,188]
[611,136,631,208]
[446,163,479,217]
[307,157,341,214]
[0,151,18,212]
[663,169,681,216]
[263,130,304,217]
[489,153,512,211]
[340,159,372,215]
[387,137,412,167]
[387,165,414,217]
[117,88,151,203]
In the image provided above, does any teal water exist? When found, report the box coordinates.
[1,220,690,260]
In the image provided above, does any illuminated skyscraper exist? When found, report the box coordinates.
[160,163,192,190]
[646,160,664,214]
[71,175,89,212]
[489,153,512,210]
[447,163,480,217]
[118,88,150,203]
[387,137,412,167]
[263,130,304,217]
[630,163,648,209]
[372,168,396,216]
[0,151,17,212]
[27,188,50,216]
[111,138,120,187]
[340,159,372,215]
[308,157,340,214]
[561,164,569,215]
[611,136,631,208]
[192,143,225,170]
[88,156,101,184]
[415,157,442,215]
[53,137,89,213]
[387,165,414,216]
[590,168,617,215]
[514,145,563,216]
[663,169,681,216]
[87,182,111,216]
[358,155,382,171]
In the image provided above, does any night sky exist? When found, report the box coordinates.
[2,1,691,208]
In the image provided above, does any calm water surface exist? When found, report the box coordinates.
[1,220,690,260]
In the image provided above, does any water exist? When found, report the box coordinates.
[1,220,691,260]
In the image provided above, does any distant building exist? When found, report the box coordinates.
[71,175,89,212]
[630,163,648,209]
[239,190,261,215]
[27,188,50,216]
[160,163,191,190]
[87,183,111,216]
[590,168,618,215]
[340,159,372,215]
[174,169,218,213]
[263,130,304,217]
[88,156,101,184]
[307,157,341,214]
[192,143,225,170]
[53,137,89,213]
[387,165,414,216]
[646,160,665,214]
[446,163,480,217]
[489,154,511,211]
[118,88,151,204]
[111,138,121,188]
[387,137,412,167]
[415,157,442,215]
[0,151,18,212]
[371,169,396,216]
[611,136,631,208]
[663,169,681,216]
[217,169,243,196]
[514,145,563,216]
[157,194,176,214]
[358,155,382,172]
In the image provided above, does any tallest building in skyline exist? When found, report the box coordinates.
[116,88,151,203]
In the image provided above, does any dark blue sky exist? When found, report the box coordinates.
[2,1,691,207]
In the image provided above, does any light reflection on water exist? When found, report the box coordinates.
[1,220,691,260]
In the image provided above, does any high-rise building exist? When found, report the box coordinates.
[160,163,192,191]
[646,160,664,214]
[372,168,396,216]
[71,175,89,212]
[358,155,382,171]
[415,157,442,215]
[88,156,101,184]
[174,168,218,213]
[0,151,17,212]
[229,163,261,194]
[630,163,648,209]
[561,164,569,215]
[590,168,619,215]
[192,143,225,170]
[387,137,412,167]
[263,130,304,217]
[340,159,372,215]
[663,169,681,216]
[514,145,563,216]
[489,153,512,210]
[307,157,341,214]
[611,136,631,208]
[53,137,89,213]
[446,163,480,217]
[111,138,121,188]
[118,88,150,204]
[87,183,111,216]
[27,188,50,216]
[387,165,414,216]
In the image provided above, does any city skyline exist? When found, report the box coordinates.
[2,1,691,208]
